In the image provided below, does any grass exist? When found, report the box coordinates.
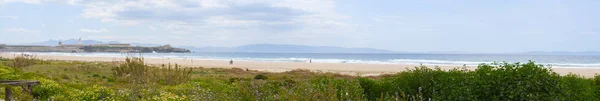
[1,56,600,100]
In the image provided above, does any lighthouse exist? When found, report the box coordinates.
[78,38,82,46]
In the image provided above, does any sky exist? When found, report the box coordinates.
[1,0,599,53]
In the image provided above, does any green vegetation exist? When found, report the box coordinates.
[253,74,269,80]
[1,56,600,100]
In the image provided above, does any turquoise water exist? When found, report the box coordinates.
[29,52,600,68]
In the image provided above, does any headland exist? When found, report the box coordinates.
[0,39,190,53]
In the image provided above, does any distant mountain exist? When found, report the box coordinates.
[186,44,398,53]
[421,51,481,54]
[28,39,162,47]
[523,51,600,55]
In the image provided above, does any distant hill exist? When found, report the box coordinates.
[28,39,162,47]
[185,44,398,53]
[522,51,600,55]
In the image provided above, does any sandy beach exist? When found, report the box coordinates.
[1,53,599,77]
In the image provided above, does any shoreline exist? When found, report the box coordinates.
[1,53,599,77]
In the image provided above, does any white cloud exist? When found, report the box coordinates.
[1,28,43,43]
[86,35,166,44]
[65,0,79,5]
[0,0,81,4]
[1,0,359,47]
[87,35,158,40]
[0,16,19,19]
[3,28,39,33]
[73,0,349,31]
[148,26,157,31]
[80,28,108,33]
[0,0,57,4]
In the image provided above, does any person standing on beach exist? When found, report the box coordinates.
[229,59,234,65]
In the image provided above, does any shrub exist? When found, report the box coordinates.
[470,62,562,100]
[32,78,67,99]
[107,78,116,82]
[594,75,600,99]
[558,74,595,100]
[112,57,192,86]
[73,85,113,101]
[158,64,192,85]
[0,57,9,61]
[0,65,21,80]
[254,74,268,80]
[61,74,70,79]
[112,57,149,83]
[352,61,600,101]
[8,55,39,68]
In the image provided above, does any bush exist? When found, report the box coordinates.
[0,57,9,61]
[0,65,21,80]
[32,78,67,99]
[112,57,192,85]
[112,57,149,83]
[470,62,563,100]
[106,78,116,82]
[158,64,192,85]
[354,61,600,101]
[73,85,113,101]
[558,74,595,100]
[8,55,39,68]
[254,74,268,80]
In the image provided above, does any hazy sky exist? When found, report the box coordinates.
[1,0,599,53]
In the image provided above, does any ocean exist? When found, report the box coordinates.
[19,52,600,68]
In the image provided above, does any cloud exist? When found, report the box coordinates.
[148,26,157,31]
[0,0,55,4]
[0,0,82,4]
[87,35,158,40]
[3,28,39,33]
[73,0,349,32]
[0,16,19,19]
[1,28,43,43]
[80,28,108,33]
[86,35,166,44]
[1,0,359,47]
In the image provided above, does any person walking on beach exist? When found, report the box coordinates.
[229,59,234,65]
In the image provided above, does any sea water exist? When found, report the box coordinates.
[18,52,600,68]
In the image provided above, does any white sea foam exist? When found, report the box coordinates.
[389,59,489,65]
[539,63,600,68]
